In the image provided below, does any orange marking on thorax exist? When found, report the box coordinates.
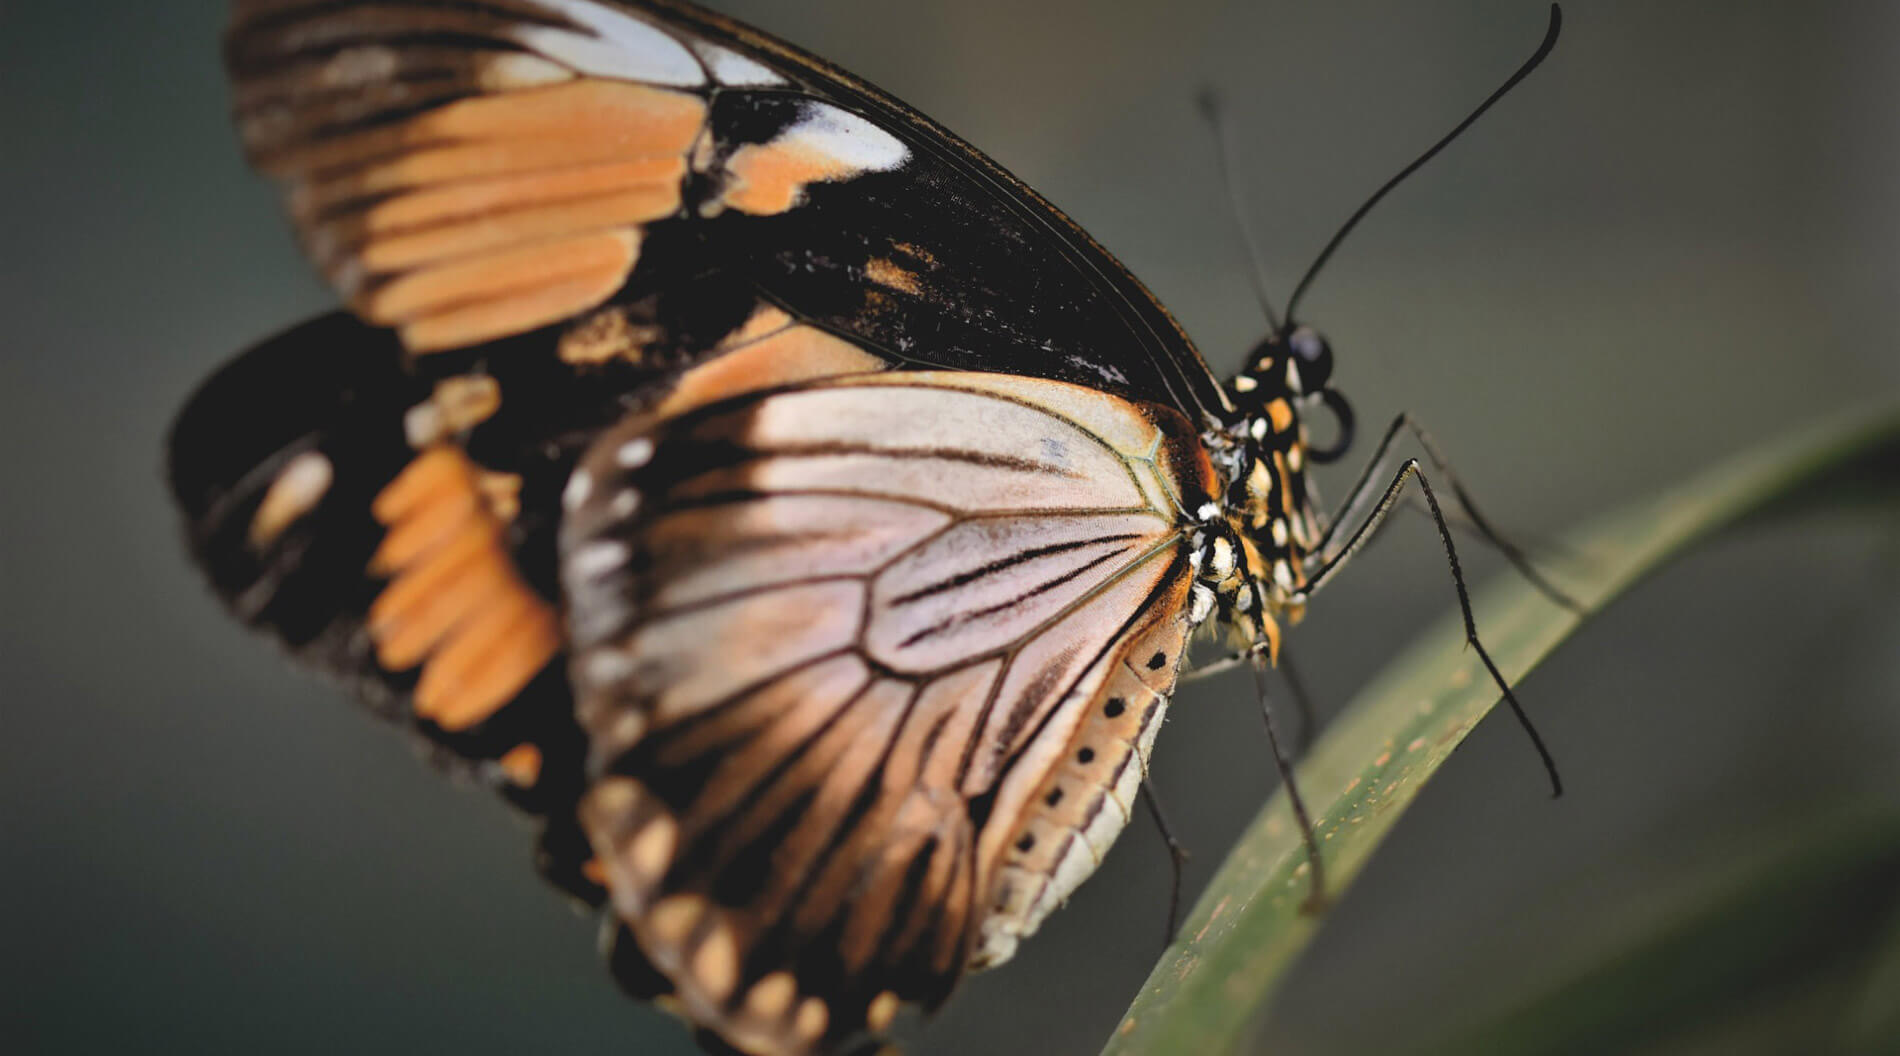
[367,447,559,732]
[1266,399,1294,433]
[1272,450,1296,511]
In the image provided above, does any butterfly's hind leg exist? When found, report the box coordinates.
[1248,651,1330,914]
[1300,458,1564,798]
[1137,776,1190,953]
[1176,646,1319,755]
[1312,413,1584,613]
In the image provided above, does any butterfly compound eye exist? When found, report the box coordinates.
[1286,326,1333,393]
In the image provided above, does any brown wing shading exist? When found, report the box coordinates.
[557,372,1215,1054]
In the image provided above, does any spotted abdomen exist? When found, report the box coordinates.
[971,610,1190,969]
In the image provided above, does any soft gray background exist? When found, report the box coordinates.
[6,2,1897,1054]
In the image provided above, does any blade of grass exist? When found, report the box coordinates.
[1103,402,1900,1056]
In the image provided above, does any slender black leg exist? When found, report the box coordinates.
[1302,458,1564,797]
[1310,413,1584,613]
[1278,649,1320,754]
[1253,658,1329,913]
[1183,647,1321,754]
[1139,781,1190,953]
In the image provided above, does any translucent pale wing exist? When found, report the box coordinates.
[559,372,1214,1053]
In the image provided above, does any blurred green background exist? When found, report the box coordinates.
[5,2,1896,1054]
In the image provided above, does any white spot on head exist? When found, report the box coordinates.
[609,489,640,519]
[1249,418,1267,441]
[570,540,630,581]
[616,437,655,468]
[1285,358,1304,393]
[1232,375,1257,393]
[562,468,593,511]
[780,101,909,173]
[1195,502,1221,522]
[514,1,704,86]
[689,41,784,87]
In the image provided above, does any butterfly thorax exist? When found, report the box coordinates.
[1188,329,1342,657]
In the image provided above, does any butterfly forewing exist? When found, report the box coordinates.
[222,0,1224,410]
[559,372,1212,1051]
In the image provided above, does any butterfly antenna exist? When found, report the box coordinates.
[1197,89,1283,335]
[1284,4,1563,323]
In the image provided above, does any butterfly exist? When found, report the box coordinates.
[168,2,1568,1053]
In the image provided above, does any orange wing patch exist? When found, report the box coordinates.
[367,447,559,731]
[237,29,707,354]
[715,106,910,217]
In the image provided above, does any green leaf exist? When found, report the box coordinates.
[1102,403,1900,1056]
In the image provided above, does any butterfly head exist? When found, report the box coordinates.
[1238,324,1334,399]
[1226,322,1357,468]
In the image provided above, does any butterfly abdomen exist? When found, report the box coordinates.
[971,587,1192,970]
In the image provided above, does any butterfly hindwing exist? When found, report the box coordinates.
[166,310,659,899]
[558,372,1213,1052]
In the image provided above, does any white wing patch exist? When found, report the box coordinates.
[690,41,788,87]
[777,101,911,173]
[516,0,707,86]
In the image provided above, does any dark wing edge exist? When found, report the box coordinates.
[640,0,1230,419]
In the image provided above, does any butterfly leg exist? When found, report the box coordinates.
[1251,658,1329,914]
[1278,649,1320,754]
[1178,648,1319,754]
[1138,781,1191,953]
[1312,413,1584,613]
[1176,645,1265,685]
[1301,459,1563,797]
